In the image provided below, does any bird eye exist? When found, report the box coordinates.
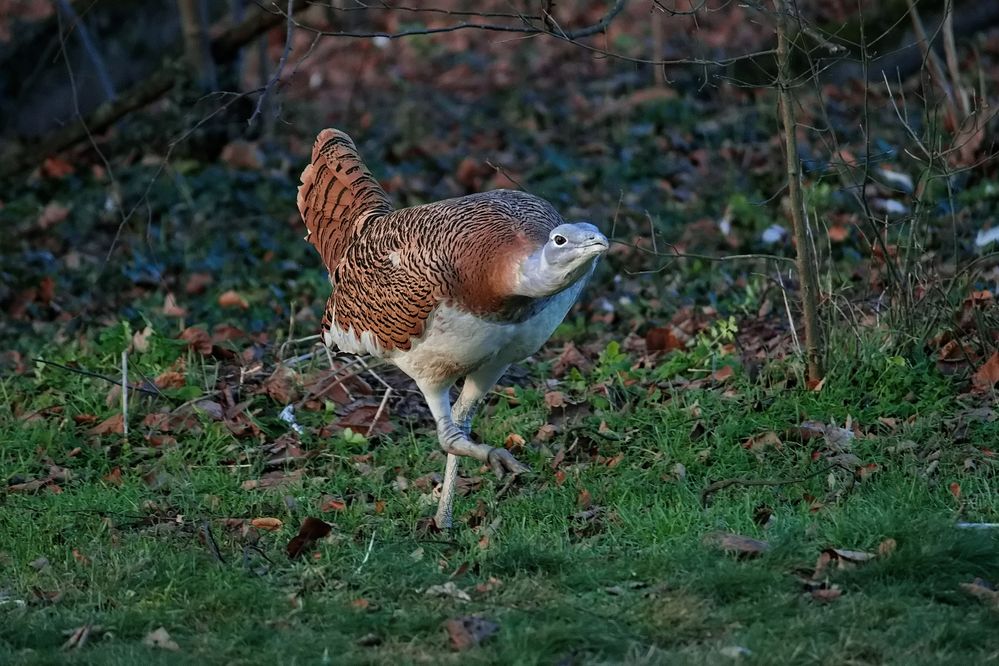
[553,234,567,246]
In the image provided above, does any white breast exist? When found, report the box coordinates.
[390,278,587,383]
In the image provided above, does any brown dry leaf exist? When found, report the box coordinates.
[333,401,394,436]
[827,224,849,242]
[218,289,249,310]
[711,365,734,383]
[130,325,153,354]
[971,352,999,392]
[703,532,769,558]
[444,615,499,651]
[320,495,348,512]
[143,627,180,651]
[184,272,214,295]
[286,516,333,559]
[154,371,186,390]
[544,391,566,409]
[42,156,75,179]
[103,467,123,486]
[250,517,283,531]
[961,578,999,606]
[87,413,124,436]
[503,433,525,450]
[178,327,212,355]
[810,586,843,603]
[263,366,298,405]
[61,623,95,651]
[220,139,264,170]
[742,431,782,452]
[241,469,304,491]
[577,487,592,509]
[645,326,686,353]
[426,581,471,602]
[535,423,558,442]
[38,202,70,229]
[553,342,592,378]
[162,293,187,318]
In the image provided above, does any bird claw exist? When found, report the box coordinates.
[486,447,530,480]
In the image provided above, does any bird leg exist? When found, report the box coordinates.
[422,365,528,529]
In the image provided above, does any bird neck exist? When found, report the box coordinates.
[513,250,595,298]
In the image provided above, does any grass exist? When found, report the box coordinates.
[2,43,998,663]
[3,322,999,665]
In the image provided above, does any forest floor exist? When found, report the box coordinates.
[3,5,999,664]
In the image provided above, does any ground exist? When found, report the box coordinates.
[3,3,999,664]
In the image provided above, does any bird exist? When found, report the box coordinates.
[297,128,608,528]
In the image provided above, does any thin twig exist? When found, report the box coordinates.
[120,350,128,438]
[201,520,227,564]
[248,0,295,127]
[701,463,843,507]
[32,358,164,397]
[365,386,393,438]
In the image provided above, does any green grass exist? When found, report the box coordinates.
[3,325,999,665]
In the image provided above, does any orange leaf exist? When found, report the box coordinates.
[251,517,283,531]
[87,413,124,436]
[971,352,999,392]
[711,365,734,383]
[218,289,249,309]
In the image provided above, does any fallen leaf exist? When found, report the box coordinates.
[154,371,186,390]
[250,517,283,531]
[103,467,123,486]
[220,139,264,170]
[961,578,999,606]
[143,627,180,651]
[38,202,70,228]
[87,413,124,436]
[320,495,348,512]
[544,391,566,409]
[810,586,843,602]
[972,352,999,392]
[426,581,471,602]
[711,365,734,383]
[178,327,212,355]
[286,517,332,559]
[503,432,525,450]
[162,293,187,318]
[552,342,592,378]
[742,431,782,452]
[444,615,499,651]
[644,326,685,353]
[262,366,298,405]
[61,623,94,650]
[184,272,213,295]
[218,289,249,310]
[577,487,592,509]
[950,482,962,499]
[242,469,304,491]
[703,532,769,558]
[130,325,153,354]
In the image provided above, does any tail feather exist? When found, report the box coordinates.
[297,129,393,273]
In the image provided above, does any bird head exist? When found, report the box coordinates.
[515,222,609,298]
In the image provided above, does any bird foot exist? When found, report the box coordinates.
[486,447,530,480]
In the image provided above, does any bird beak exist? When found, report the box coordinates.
[581,236,610,254]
